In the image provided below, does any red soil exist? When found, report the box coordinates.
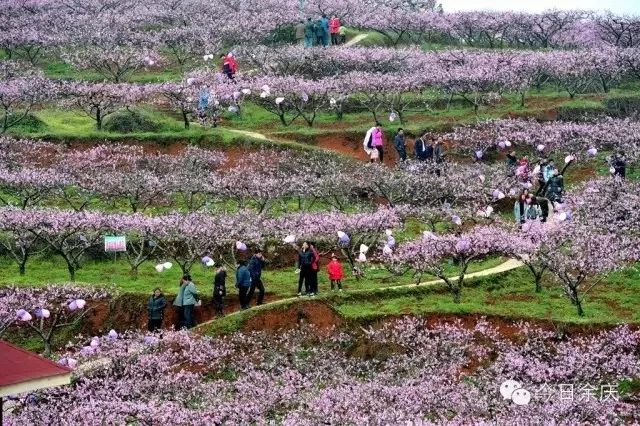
[242,300,342,335]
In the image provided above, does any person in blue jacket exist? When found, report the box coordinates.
[236,260,252,310]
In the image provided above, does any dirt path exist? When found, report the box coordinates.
[226,128,269,140]
[195,258,523,332]
[345,34,369,47]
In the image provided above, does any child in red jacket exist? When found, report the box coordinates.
[327,254,344,291]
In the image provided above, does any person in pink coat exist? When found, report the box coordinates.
[329,16,341,45]
[371,122,385,163]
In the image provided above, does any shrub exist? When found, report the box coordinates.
[556,105,608,122]
[9,113,47,133]
[605,96,640,117]
[103,109,162,133]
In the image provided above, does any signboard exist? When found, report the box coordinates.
[104,236,127,253]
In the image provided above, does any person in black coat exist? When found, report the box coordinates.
[147,288,167,332]
[247,249,267,305]
[545,171,564,206]
[612,151,627,179]
[296,241,315,296]
[213,267,226,317]
[414,132,433,161]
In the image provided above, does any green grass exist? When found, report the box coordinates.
[0,253,505,297]
[200,264,640,336]
[333,266,640,325]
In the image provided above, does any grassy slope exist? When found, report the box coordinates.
[0,254,504,296]
[202,264,640,335]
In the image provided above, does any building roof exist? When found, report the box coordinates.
[0,340,72,397]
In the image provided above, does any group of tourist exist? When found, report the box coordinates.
[364,124,446,164]
[146,244,346,331]
[295,15,345,47]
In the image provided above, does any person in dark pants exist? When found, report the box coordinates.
[527,194,549,223]
[236,260,252,309]
[172,278,184,329]
[179,274,199,329]
[247,249,266,305]
[545,171,564,207]
[147,288,167,332]
[308,241,321,296]
[296,241,314,296]
[393,128,407,162]
[213,266,227,317]
[612,151,627,179]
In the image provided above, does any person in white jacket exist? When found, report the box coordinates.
[363,123,381,160]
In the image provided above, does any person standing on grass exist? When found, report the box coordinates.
[545,170,564,207]
[213,266,227,317]
[329,15,341,45]
[612,151,627,179]
[147,288,167,332]
[308,241,321,296]
[414,132,428,161]
[393,127,407,162]
[371,122,385,163]
[172,278,184,329]
[179,274,199,329]
[327,254,344,291]
[296,241,314,296]
[320,14,330,46]
[434,139,444,164]
[236,259,252,309]
[294,20,306,45]
[220,54,236,80]
[506,151,518,171]
[248,249,266,306]
[304,17,315,47]
[514,189,530,226]
[315,17,326,46]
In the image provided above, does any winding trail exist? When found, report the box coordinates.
[195,258,523,331]
[345,33,369,47]
[226,128,269,140]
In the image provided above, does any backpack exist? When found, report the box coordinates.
[366,132,373,149]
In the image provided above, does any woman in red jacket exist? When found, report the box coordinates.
[327,254,344,291]
[329,16,341,45]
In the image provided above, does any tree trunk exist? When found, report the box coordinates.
[66,261,76,282]
[453,287,461,304]
[19,262,26,276]
[182,111,190,129]
[96,108,103,131]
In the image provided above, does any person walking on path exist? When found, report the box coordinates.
[294,20,306,45]
[393,128,407,162]
[147,288,167,332]
[371,123,385,163]
[236,260,252,309]
[248,249,266,306]
[327,254,344,291]
[329,15,341,45]
[213,266,227,317]
[304,18,315,47]
[296,241,314,296]
[182,275,199,329]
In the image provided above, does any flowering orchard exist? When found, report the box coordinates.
[1,2,639,424]
[3,318,640,425]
